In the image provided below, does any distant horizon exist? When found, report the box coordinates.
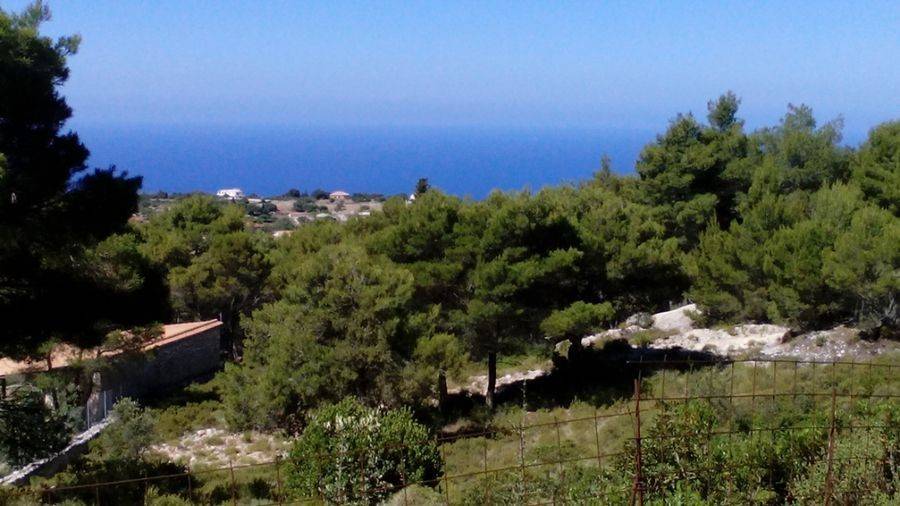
[77,115,879,199]
[77,123,657,199]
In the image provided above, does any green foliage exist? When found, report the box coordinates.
[221,242,416,429]
[0,385,70,466]
[144,487,193,506]
[442,357,900,504]
[351,192,385,202]
[87,398,156,462]
[29,397,194,504]
[852,121,900,216]
[540,301,615,340]
[384,484,444,505]
[687,104,896,329]
[630,398,898,503]
[245,200,276,217]
[284,398,441,504]
[573,183,688,313]
[152,399,221,441]
[449,190,593,405]
[292,196,324,212]
[266,219,343,291]
[403,332,468,404]
[754,104,850,193]
[139,195,244,268]
[635,92,751,244]
[822,205,900,331]
[416,177,430,195]
[139,195,272,351]
[0,1,149,356]
[167,231,271,323]
[460,465,627,506]
[39,458,189,505]
[789,430,900,504]
[690,178,898,328]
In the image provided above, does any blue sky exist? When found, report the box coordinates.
[6,0,898,140]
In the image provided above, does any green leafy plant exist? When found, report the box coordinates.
[0,385,70,466]
[284,398,442,504]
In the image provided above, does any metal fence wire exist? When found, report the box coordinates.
[4,357,898,505]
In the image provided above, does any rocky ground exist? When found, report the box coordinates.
[455,304,899,396]
[150,428,289,470]
[582,303,898,360]
[449,368,550,397]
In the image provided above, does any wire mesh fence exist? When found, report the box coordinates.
[3,357,898,505]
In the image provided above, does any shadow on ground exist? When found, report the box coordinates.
[436,339,724,431]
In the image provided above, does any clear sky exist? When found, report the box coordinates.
[6,0,898,139]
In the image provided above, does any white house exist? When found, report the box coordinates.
[216,188,244,200]
[329,190,351,201]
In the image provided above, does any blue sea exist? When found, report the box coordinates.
[76,125,654,199]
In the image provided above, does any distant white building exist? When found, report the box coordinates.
[329,190,351,201]
[216,188,244,200]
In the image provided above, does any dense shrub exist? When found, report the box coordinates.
[87,398,156,462]
[0,385,70,466]
[284,398,442,504]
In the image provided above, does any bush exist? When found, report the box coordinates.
[383,484,444,505]
[37,458,189,505]
[460,466,629,505]
[88,398,156,462]
[0,385,70,466]
[789,424,899,503]
[540,301,615,340]
[246,201,277,216]
[153,399,220,440]
[292,197,320,213]
[284,398,442,504]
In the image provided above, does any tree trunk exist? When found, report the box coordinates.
[438,370,448,413]
[486,350,497,410]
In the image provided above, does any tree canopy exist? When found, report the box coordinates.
[0,2,153,357]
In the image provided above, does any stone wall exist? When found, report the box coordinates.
[85,324,221,425]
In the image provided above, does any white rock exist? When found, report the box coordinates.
[649,324,790,355]
[651,304,698,333]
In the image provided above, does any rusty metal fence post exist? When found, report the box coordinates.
[229,460,237,506]
[440,438,451,505]
[631,378,644,506]
[275,456,284,504]
[824,386,837,506]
